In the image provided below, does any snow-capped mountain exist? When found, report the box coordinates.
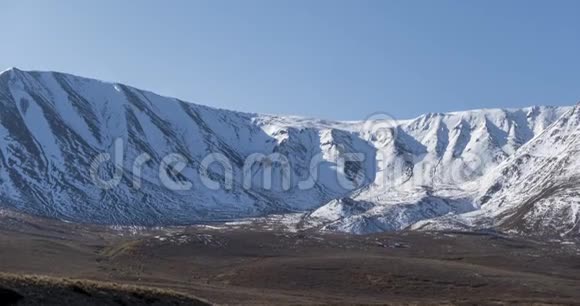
[0,68,376,225]
[415,104,580,237]
[0,68,575,236]
[296,106,571,234]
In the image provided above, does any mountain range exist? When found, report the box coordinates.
[0,67,577,237]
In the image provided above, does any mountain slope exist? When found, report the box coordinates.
[414,105,580,237]
[478,104,580,236]
[296,106,570,233]
[0,68,373,225]
[0,68,571,231]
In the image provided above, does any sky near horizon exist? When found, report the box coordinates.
[1,0,579,120]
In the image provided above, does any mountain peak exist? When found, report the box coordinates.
[0,67,22,75]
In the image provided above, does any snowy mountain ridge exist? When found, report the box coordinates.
[0,68,576,236]
[413,104,580,237]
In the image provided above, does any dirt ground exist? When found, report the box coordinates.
[0,211,579,305]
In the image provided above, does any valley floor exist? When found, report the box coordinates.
[0,211,579,305]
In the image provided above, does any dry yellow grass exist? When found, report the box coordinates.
[0,272,210,306]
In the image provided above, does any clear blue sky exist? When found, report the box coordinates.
[1,0,579,120]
